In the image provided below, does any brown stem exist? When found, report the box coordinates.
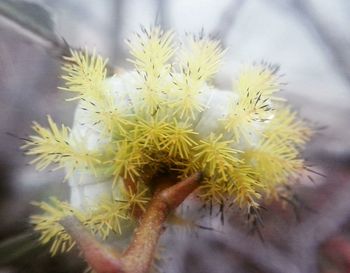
[60,172,203,273]
[123,172,203,273]
[60,216,123,273]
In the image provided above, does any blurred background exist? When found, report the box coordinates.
[0,0,350,272]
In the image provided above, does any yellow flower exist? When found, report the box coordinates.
[25,26,312,254]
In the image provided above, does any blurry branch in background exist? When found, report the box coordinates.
[291,0,350,87]
[211,0,245,46]
[109,0,170,66]
[109,0,126,65]
[155,0,170,29]
[0,0,114,74]
[287,174,350,273]
[196,229,296,273]
[269,0,350,89]
[0,0,69,59]
[196,171,350,273]
[0,232,40,265]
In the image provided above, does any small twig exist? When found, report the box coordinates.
[0,1,68,59]
[0,1,114,75]
[211,0,245,46]
[109,0,127,65]
[61,172,203,273]
[267,0,350,89]
[291,0,350,87]
[155,0,170,29]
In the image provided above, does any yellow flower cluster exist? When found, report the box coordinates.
[31,183,149,255]
[24,27,312,254]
